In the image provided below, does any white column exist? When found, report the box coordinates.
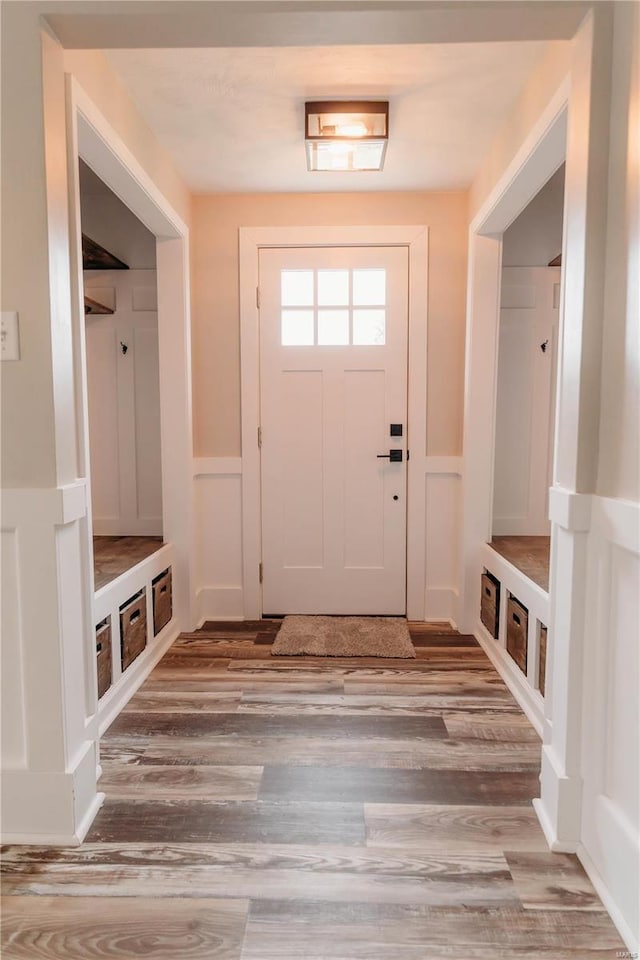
[536,5,613,850]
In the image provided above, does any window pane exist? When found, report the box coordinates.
[318,310,349,345]
[353,269,386,306]
[353,309,385,345]
[282,310,314,345]
[281,270,313,306]
[318,270,349,306]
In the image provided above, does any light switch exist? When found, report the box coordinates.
[1,312,21,361]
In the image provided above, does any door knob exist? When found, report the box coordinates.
[377,450,403,462]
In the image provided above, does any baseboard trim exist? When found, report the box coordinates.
[475,619,544,737]
[577,844,639,954]
[197,585,244,621]
[193,456,242,477]
[2,760,105,847]
[424,587,459,622]
[73,790,106,844]
[532,797,578,853]
[92,519,163,537]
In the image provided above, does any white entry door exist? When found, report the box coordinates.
[259,245,409,615]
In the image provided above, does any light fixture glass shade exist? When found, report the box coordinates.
[305,101,389,172]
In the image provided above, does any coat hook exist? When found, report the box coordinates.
[540,339,549,353]
[120,341,128,355]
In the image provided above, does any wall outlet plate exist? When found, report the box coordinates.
[1,311,21,361]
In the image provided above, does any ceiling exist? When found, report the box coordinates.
[106,41,558,193]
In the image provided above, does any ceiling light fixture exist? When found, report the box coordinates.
[305,101,389,172]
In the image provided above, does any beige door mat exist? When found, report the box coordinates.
[271,615,416,659]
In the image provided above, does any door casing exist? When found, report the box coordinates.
[239,225,429,621]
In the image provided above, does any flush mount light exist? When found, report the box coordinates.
[305,101,389,172]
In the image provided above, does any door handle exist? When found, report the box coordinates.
[377,450,403,462]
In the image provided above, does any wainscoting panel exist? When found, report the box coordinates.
[579,496,639,950]
[194,456,462,624]
[194,458,244,622]
[1,483,102,843]
[1,528,25,767]
[424,460,462,622]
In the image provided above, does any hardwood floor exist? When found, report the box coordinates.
[489,536,551,592]
[93,536,164,590]
[1,621,625,958]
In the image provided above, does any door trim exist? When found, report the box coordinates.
[239,226,428,620]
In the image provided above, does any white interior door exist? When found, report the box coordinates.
[259,246,408,615]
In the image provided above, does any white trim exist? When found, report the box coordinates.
[548,486,592,531]
[406,229,429,620]
[68,73,195,628]
[239,225,429,621]
[1,481,87,526]
[1,738,103,845]
[73,84,187,240]
[460,101,568,635]
[424,588,459,624]
[67,74,195,644]
[472,77,570,235]
[193,457,242,478]
[531,797,578,853]
[590,494,640,554]
[491,518,545,537]
[196,587,244,624]
[1,793,105,848]
[577,834,640,954]
[424,456,463,476]
[475,620,544,738]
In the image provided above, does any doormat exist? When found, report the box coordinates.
[271,616,416,659]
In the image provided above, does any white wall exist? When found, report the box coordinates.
[502,165,565,266]
[84,270,162,537]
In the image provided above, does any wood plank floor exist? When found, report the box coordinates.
[1,620,625,958]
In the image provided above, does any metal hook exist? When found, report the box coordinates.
[540,340,549,353]
[120,341,128,355]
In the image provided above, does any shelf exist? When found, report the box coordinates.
[82,233,129,271]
